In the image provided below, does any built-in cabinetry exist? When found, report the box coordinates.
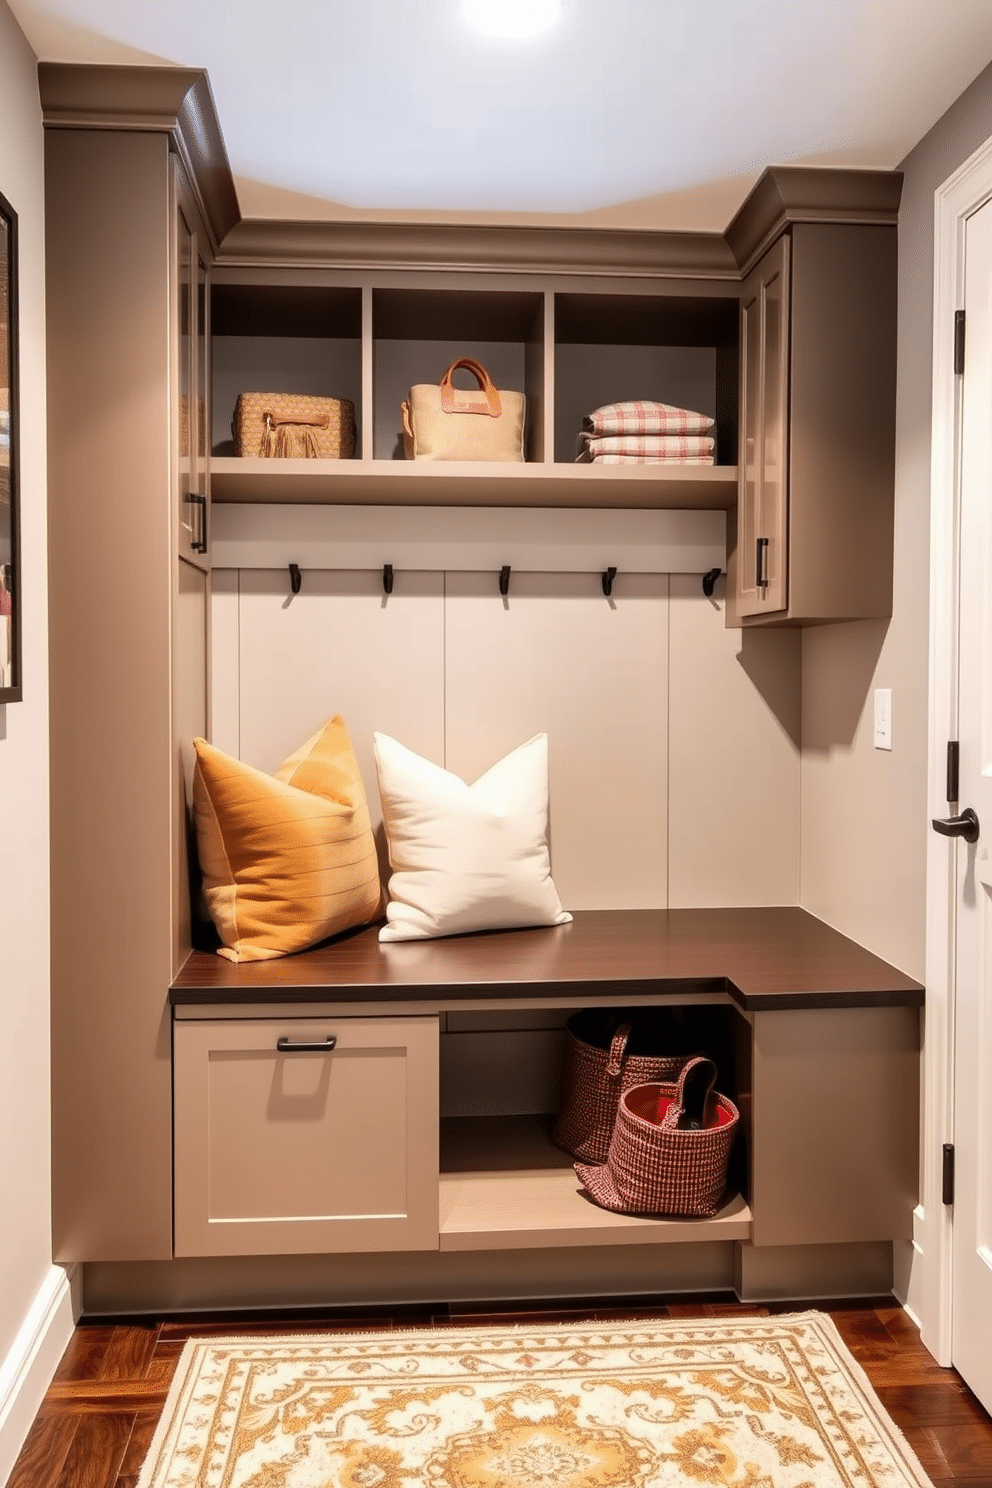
[207,229,898,631]
[42,65,237,1261]
[41,63,911,1310]
[738,235,789,615]
[207,172,900,626]
[169,910,923,1302]
[174,1001,750,1260]
[733,223,898,624]
[174,1015,439,1256]
[208,275,740,510]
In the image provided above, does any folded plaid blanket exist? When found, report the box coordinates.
[584,400,715,435]
[577,432,716,461]
[577,453,716,465]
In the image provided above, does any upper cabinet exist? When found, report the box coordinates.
[725,168,901,626]
[730,221,898,625]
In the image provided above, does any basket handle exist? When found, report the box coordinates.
[439,358,502,418]
[669,1056,718,1130]
[264,412,331,429]
[606,1022,633,1078]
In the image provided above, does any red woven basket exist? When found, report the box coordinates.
[574,1057,739,1218]
[551,1010,694,1163]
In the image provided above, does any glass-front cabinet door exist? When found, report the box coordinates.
[735,233,789,618]
[172,164,210,570]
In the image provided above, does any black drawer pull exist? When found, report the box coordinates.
[276,1035,337,1053]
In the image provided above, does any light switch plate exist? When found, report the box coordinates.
[873,688,892,750]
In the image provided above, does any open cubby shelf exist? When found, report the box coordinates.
[208,457,738,508]
[210,279,740,508]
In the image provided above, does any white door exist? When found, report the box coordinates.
[945,190,992,1412]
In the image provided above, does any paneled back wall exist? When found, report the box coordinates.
[210,569,801,910]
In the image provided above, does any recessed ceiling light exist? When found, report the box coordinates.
[462,0,563,40]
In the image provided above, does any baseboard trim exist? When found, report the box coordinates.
[81,1245,739,1315]
[734,1240,894,1303]
[0,1265,80,1486]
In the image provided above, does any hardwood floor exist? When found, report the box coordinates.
[8,1295,992,1488]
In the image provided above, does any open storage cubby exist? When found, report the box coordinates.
[211,283,363,457]
[436,998,752,1250]
[554,291,740,466]
[372,286,545,461]
[208,272,741,509]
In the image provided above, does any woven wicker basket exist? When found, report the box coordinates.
[551,1010,694,1164]
[574,1058,739,1218]
[233,392,355,459]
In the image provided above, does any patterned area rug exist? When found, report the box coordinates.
[136,1312,933,1488]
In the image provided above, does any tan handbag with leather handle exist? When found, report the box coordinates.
[401,358,526,461]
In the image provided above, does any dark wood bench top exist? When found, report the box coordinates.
[170,907,924,1013]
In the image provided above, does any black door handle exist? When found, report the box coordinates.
[756,536,769,589]
[931,807,980,843]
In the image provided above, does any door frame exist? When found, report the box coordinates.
[924,129,992,1366]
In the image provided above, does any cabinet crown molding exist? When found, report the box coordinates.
[725,165,904,275]
[214,218,740,279]
[38,61,239,252]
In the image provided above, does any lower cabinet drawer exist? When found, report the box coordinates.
[173,1015,439,1257]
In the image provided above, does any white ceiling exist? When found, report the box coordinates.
[11,0,992,232]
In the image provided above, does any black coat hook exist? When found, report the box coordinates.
[499,565,511,596]
[602,565,617,597]
[383,564,394,595]
[702,567,722,597]
[289,563,302,594]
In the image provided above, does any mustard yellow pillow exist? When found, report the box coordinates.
[192,717,382,962]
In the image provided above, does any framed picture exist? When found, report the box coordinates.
[0,187,20,703]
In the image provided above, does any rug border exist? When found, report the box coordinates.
[135,1309,935,1488]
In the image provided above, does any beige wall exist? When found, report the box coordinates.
[799,61,992,982]
[217,569,802,915]
[0,0,52,1398]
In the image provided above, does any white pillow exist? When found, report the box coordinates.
[372,732,572,942]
